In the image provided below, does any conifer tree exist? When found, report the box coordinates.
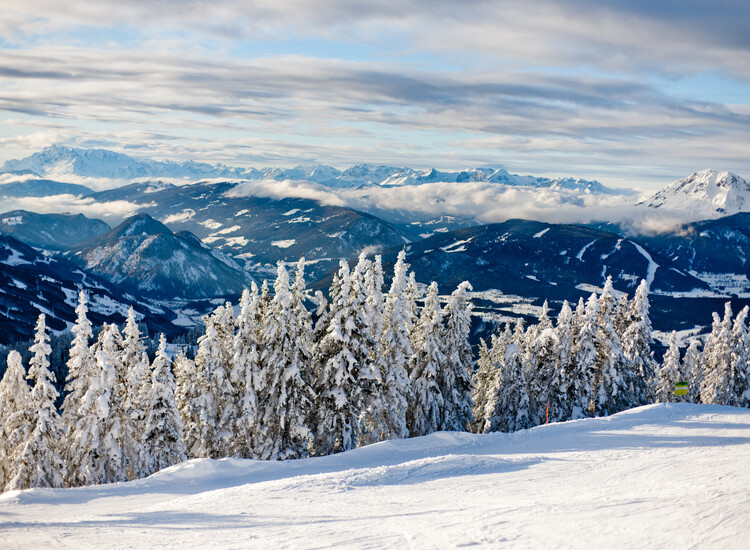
[439,281,474,432]
[729,306,750,407]
[95,324,125,484]
[256,263,315,460]
[380,250,415,439]
[142,334,187,475]
[358,254,391,446]
[313,260,362,454]
[550,301,575,422]
[621,280,656,405]
[118,307,151,480]
[568,293,599,418]
[471,338,494,433]
[485,342,531,432]
[173,351,201,458]
[655,331,683,403]
[6,315,66,490]
[0,351,31,489]
[593,277,629,416]
[193,315,228,458]
[682,339,703,404]
[231,284,263,458]
[62,290,96,486]
[701,303,735,405]
[407,282,445,437]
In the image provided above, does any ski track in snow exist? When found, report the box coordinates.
[576,240,595,261]
[0,404,749,549]
[632,242,659,289]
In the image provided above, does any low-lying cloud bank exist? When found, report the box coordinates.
[226,178,692,234]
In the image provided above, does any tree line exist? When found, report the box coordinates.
[1,254,748,493]
[0,251,473,491]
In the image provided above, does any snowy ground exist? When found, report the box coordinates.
[1,403,749,549]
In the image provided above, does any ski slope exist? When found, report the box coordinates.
[1,404,748,549]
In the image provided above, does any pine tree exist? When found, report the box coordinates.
[118,307,151,480]
[95,324,125,484]
[550,301,574,422]
[211,302,240,457]
[682,339,703,404]
[0,351,32,489]
[142,334,187,475]
[173,351,201,458]
[408,282,445,437]
[565,294,599,418]
[621,280,656,405]
[439,281,474,432]
[701,303,735,405]
[313,260,361,454]
[380,250,415,439]
[192,315,227,458]
[485,342,531,433]
[525,324,559,426]
[729,306,750,407]
[256,263,315,460]
[358,254,391,446]
[592,277,629,416]
[6,315,66,490]
[231,284,263,458]
[61,290,96,486]
[655,331,683,403]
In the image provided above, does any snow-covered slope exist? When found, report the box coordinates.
[66,213,254,299]
[0,404,747,549]
[640,169,750,219]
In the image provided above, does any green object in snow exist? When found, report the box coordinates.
[675,382,688,396]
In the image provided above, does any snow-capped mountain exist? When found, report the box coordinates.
[0,145,249,181]
[0,210,110,250]
[0,234,177,344]
[1,146,621,195]
[65,213,254,299]
[639,169,750,219]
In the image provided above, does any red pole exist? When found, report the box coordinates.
[546,402,550,425]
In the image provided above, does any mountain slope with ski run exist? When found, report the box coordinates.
[0,403,747,549]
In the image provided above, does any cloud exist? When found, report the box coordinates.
[0,194,153,222]
[225,177,688,232]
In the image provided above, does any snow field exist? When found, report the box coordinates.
[1,403,748,549]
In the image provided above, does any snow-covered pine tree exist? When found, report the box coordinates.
[729,306,750,407]
[94,324,125,484]
[6,314,66,490]
[231,284,263,458]
[142,334,187,475]
[439,281,474,432]
[358,254,391,446]
[118,307,151,480]
[61,290,96,486]
[525,324,559,426]
[701,303,735,405]
[621,280,656,405]
[568,293,599,418]
[485,342,531,433]
[407,281,445,437]
[0,351,32,489]
[682,338,703,404]
[550,301,574,422]
[173,351,201,458]
[211,302,240,457]
[592,277,628,416]
[313,260,361,455]
[471,338,494,433]
[380,250,415,439]
[655,331,683,403]
[192,315,229,458]
[256,263,315,460]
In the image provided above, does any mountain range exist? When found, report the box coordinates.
[3,145,750,343]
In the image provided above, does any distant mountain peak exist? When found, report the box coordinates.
[640,169,750,218]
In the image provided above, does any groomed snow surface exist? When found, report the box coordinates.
[1,404,748,549]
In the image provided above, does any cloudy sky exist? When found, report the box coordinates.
[1,0,749,189]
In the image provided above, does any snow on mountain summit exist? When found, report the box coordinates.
[640,169,750,219]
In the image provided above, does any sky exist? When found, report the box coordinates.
[1,1,750,190]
